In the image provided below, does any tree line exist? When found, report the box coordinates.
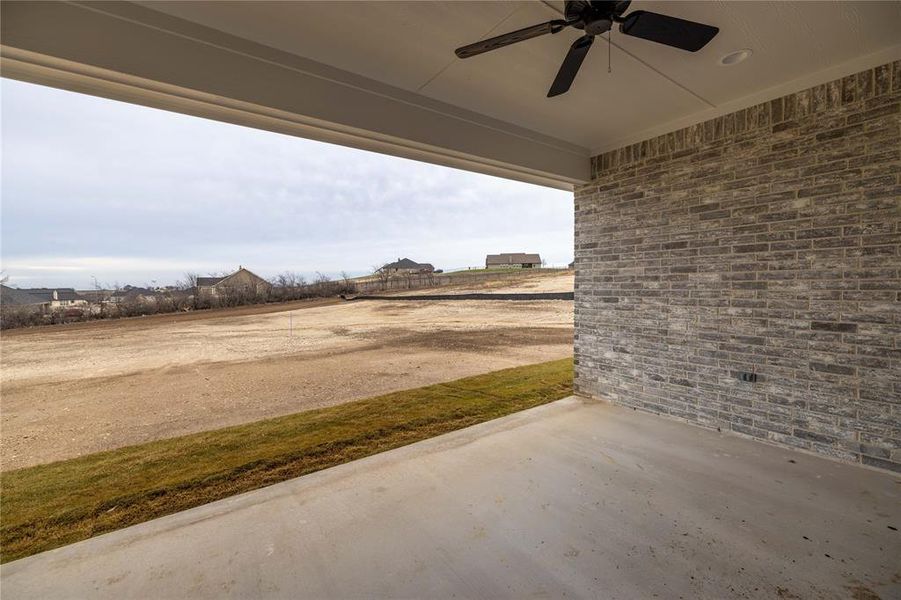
[0,271,358,330]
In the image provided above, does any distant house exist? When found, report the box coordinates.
[0,285,50,310]
[380,258,435,275]
[109,286,159,304]
[12,287,88,311]
[485,253,542,269]
[196,267,272,298]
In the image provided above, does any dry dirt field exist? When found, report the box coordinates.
[391,269,574,295]
[1,271,573,470]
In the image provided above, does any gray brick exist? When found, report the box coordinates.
[577,60,900,474]
[810,322,859,333]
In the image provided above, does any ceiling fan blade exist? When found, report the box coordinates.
[455,20,568,58]
[547,35,594,98]
[619,10,719,52]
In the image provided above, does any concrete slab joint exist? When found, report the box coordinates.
[574,60,901,473]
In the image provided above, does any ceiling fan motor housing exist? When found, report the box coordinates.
[566,0,631,35]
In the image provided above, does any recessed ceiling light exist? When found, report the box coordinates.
[719,49,753,66]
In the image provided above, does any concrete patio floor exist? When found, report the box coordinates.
[2,397,899,599]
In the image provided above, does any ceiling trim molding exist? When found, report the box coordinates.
[1,49,579,192]
[590,44,901,156]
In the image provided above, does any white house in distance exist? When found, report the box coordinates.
[25,288,87,310]
[485,253,542,269]
[195,267,272,299]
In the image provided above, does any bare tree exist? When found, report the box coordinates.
[271,271,308,301]
[177,272,200,309]
[373,263,392,291]
[276,272,296,288]
[338,271,355,295]
[92,275,108,318]
[179,272,199,291]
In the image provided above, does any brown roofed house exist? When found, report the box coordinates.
[2,286,90,317]
[0,285,51,310]
[379,258,435,275]
[196,267,272,299]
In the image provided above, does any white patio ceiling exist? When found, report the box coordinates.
[2,1,900,189]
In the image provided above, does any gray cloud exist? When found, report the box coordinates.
[1,80,573,288]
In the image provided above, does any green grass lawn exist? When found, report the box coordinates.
[0,358,572,563]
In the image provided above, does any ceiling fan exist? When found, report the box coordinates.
[455,1,719,97]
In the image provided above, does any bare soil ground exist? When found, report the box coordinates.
[391,269,574,295]
[1,272,573,470]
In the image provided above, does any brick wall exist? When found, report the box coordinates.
[574,60,900,472]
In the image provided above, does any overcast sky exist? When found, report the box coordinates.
[1,79,573,289]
